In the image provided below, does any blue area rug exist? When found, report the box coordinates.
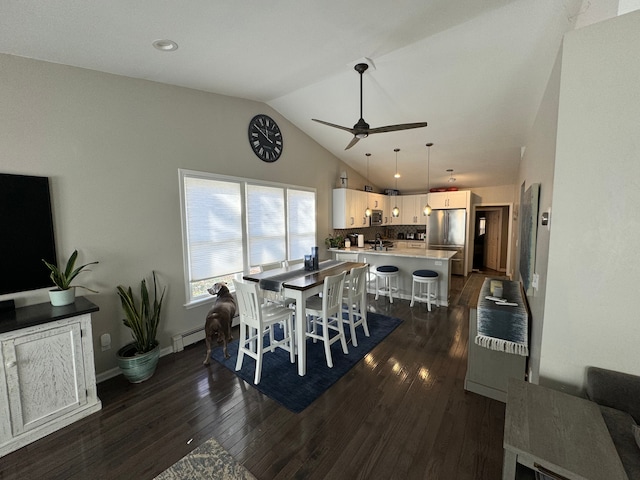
[210,312,402,413]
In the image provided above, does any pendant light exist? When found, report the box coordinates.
[392,148,400,217]
[364,153,372,217]
[447,168,456,183]
[423,143,433,216]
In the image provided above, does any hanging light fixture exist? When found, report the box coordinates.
[392,148,400,217]
[423,143,433,216]
[364,153,372,217]
[447,168,456,183]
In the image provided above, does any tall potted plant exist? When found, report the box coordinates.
[116,271,166,383]
[42,250,99,306]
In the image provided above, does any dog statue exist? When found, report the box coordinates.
[203,282,236,365]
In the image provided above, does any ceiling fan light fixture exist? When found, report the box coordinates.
[311,63,428,150]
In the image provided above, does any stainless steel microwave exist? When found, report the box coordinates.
[370,209,383,226]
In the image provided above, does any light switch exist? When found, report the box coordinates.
[541,207,551,230]
[532,273,539,289]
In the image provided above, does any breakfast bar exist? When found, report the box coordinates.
[329,247,456,306]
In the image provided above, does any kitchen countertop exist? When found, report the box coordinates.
[329,247,456,260]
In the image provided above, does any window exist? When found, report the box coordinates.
[247,184,286,266]
[179,169,316,304]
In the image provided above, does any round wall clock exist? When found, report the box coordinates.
[248,114,283,162]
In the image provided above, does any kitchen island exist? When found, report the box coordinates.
[329,247,457,306]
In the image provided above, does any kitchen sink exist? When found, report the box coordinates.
[365,239,395,251]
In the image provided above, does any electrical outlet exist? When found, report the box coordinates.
[435,260,442,266]
[100,333,111,351]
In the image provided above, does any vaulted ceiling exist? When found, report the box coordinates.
[1,0,596,191]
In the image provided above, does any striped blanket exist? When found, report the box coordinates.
[475,278,529,356]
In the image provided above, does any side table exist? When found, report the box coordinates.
[503,378,628,480]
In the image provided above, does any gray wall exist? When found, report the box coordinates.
[0,53,364,375]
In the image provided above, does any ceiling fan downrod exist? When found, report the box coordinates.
[354,63,369,138]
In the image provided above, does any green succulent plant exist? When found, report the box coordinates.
[324,234,344,248]
[42,249,99,292]
[116,272,166,354]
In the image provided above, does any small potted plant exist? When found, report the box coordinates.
[42,250,99,306]
[324,234,344,249]
[116,271,166,383]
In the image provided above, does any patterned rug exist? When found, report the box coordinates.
[154,437,256,480]
[211,311,402,412]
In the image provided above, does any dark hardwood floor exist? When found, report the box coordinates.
[0,272,507,480]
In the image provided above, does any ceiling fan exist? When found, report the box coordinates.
[312,63,428,150]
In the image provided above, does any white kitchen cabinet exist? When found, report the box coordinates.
[395,240,426,250]
[0,298,101,457]
[428,190,469,210]
[367,192,383,210]
[333,189,368,228]
[401,194,429,225]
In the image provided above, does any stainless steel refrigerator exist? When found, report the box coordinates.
[427,209,466,275]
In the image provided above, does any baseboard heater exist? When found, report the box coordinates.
[172,314,239,353]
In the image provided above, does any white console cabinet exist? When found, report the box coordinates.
[0,297,101,457]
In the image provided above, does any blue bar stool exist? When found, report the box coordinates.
[375,265,399,303]
[410,269,439,311]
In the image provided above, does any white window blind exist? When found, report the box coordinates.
[247,184,286,266]
[180,169,316,304]
[183,176,243,284]
[288,189,316,259]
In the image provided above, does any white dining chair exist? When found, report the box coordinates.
[305,271,348,368]
[253,262,296,309]
[281,258,304,268]
[341,264,370,347]
[234,280,295,384]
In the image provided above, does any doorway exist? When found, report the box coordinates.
[473,206,509,274]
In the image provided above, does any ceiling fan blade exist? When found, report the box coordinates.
[344,136,361,150]
[312,118,355,134]
[367,122,428,134]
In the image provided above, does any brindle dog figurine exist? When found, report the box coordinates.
[203,282,235,365]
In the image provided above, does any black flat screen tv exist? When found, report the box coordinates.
[0,173,58,295]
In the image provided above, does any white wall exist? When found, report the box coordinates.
[516,48,563,383]
[540,10,640,392]
[0,54,358,375]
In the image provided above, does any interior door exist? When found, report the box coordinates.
[484,210,501,270]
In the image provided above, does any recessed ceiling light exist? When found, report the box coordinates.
[152,39,178,52]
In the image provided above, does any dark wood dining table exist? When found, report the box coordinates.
[243,260,366,376]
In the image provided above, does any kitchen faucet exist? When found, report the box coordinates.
[375,233,383,250]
